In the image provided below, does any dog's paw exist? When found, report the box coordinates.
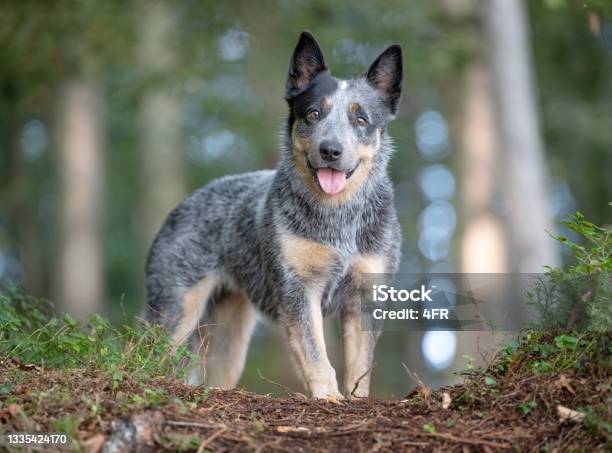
[326,393,344,404]
[311,386,344,401]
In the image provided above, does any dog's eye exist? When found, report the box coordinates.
[356,116,368,127]
[306,110,320,122]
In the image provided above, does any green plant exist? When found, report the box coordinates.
[528,211,611,331]
[249,414,266,433]
[494,330,609,379]
[423,422,437,434]
[0,286,195,385]
[51,415,79,437]
[462,354,476,371]
[583,404,612,441]
[518,400,537,415]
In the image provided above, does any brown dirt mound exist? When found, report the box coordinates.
[0,353,608,452]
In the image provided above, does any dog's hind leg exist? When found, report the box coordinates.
[168,275,221,346]
[191,290,257,389]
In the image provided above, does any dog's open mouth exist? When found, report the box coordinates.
[307,160,360,195]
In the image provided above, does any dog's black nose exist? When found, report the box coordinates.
[319,141,343,161]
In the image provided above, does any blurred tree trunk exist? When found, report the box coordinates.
[5,116,45,295]
[460,62,509,274]
[137,1,185,247]
[485,0,559,272]
[56,81,105,320]
[457,62,508,371]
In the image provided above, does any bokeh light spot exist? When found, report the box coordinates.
[419,164,455,201]
[422,330,457,370]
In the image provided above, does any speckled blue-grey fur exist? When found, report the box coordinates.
[145,31,403,397]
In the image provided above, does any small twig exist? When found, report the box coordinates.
[399,440,429,447]
[495,390,519,402]
[295,407,306,424]
[426,432,511,449]
[259,441,294,453]
[322,422,371,437]
[195,401,239,414]
[465,415,495,434]
[257,369,299,397]
[197,427,228,453]
[401,362,426,388]
[476,333,499,368]
[255,442,274,453]
[309,401,336,414]
[350,363,375,397]
[165,420,227,430]
[517,374,542,385]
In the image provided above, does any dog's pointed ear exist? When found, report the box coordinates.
[285,31,327,100]
[366,45,403,115]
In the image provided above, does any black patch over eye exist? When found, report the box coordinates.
[307,110,320,123]
[356,116,368,127]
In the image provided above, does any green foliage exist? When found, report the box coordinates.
[528,211,611,331]
[0,286,194,384]
[158,433,203,452]
[494,330,610,377]
[518,400,537,415]
[423,422,437,434]
[583,403,612,441]
[50,415,79,437]
[249,414,266,433]
[461,354,475,371]
[554,212,611,274]
[484,376,496,386]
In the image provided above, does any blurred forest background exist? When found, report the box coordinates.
[0,0,610,398]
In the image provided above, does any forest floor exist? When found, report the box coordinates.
[0,331,609,452]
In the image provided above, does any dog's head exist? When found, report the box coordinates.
[285,31,402,203]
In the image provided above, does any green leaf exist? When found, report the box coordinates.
[423,422,437,434]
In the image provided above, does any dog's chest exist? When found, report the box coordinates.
[278,229,359,279]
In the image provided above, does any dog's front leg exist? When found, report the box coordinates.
[341,255,387,397]
[283,286,342,400]
[341,307,379,398]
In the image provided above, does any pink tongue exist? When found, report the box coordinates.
[316,168,347,194]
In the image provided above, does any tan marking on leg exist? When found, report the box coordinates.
[280,233,338,279]
[285,285,342,399]
[173,275,219,346]
[196,291,257,389]
[342,254,387,397]
[352,254,388,283]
